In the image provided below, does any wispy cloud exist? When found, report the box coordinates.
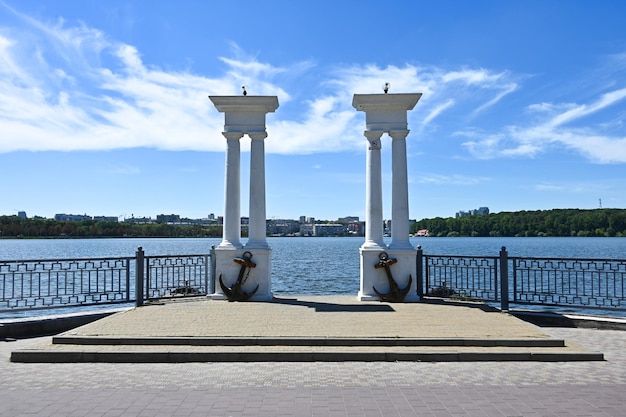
[1,5,624,166]
[459,59,626,163]
[417,173,491,185]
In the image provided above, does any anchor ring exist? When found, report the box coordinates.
[379,252,389,261]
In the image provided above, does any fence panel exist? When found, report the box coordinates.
[423,255,498,301]
[145,254,210,300]
[0,257,132,311]
[512,257,626,310]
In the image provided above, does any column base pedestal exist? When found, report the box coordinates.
[209,246,272,301]
[358,246,420,302]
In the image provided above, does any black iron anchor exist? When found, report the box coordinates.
[218,251,259,302]
[372,252,412,303]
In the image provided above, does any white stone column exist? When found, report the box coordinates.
[247,132,269,249]
[362,130,386,249]
[389,129,412,250]
[219,132,244,250]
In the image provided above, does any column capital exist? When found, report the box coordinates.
[389,129,410,140]
[222,132,244,140]
[364,130,384,150]
[248,132,268,140]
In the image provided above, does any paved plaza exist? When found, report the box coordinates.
[2,297,626,416]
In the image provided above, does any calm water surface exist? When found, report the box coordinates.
[1,237,625,316]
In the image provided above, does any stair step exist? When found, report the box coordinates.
[51,335,567,347]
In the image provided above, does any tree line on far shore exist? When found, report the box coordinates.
[410,208,626,237]
[2,208,626,239]
[0,216,223,238]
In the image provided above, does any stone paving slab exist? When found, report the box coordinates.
[2,327,625,416]
[58,295,552,339]
[9,295,604,362]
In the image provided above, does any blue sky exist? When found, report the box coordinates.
[1,1,625,222]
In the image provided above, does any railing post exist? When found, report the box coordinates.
[210,245,216,294]
[499,246,509,311]
[125,260,131,301]
[135,247,144,307]
[416,245,424,298]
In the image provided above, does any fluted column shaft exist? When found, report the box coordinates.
[247,132,269,248]
[362,130,385,249]
[389,130,411,250]
[219,132,244,249]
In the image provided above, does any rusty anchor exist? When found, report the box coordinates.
[372,252,412,303]
[218,251,259,302]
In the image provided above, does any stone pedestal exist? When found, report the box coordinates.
[358,248,419,302]
[211,247,272,301]
[208,95,279,301]
[353,93,422,302]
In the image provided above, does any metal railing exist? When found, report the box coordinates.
[2,245,625,313]
[421,252,499,302]
[512,256,626,310]
[419,246,626,312]
[0,257,133,311]
[0,247,214,312]
[145,253,210,300]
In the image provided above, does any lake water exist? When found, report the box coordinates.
[1,237,625,318]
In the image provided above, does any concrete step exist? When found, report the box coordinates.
[51,335,567,347]
[10,336,604,363]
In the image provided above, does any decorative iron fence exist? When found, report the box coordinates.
[0,257,133,311]
[422,253,499,301]
[2,245,625,313]
[0,247,214,312]
[145,253,210,300]
[418,246,626,312]
[512,256,626,310]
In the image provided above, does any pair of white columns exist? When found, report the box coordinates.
[220,132,268,250]
[363,129,412,250]
[354,92,421,302]
[209,95,278,301]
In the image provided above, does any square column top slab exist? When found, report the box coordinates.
[209,96,279,134]
[209,96,279,113]
[352,93,421,132]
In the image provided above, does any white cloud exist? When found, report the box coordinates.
[423,99,455,125]
[461,86,626,163]
[417,173,491,185]
[1,7,624,165]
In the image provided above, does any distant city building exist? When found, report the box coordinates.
[472,207,490,216]
[124,216,154,224]
[156,214,181,223]
[299,223,315,236]
[299,216,315,224]
[337,216,359,224]
[346,221,364,235]
[93,216,118,222]
[54,213,92,222]
[313,223,346,237]
[17,211,27,219]
[456,207,490,218]
[267,219,300,236]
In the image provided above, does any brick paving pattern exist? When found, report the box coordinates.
[1,296,625,416]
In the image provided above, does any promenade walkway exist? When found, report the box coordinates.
[2,296,626,415]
